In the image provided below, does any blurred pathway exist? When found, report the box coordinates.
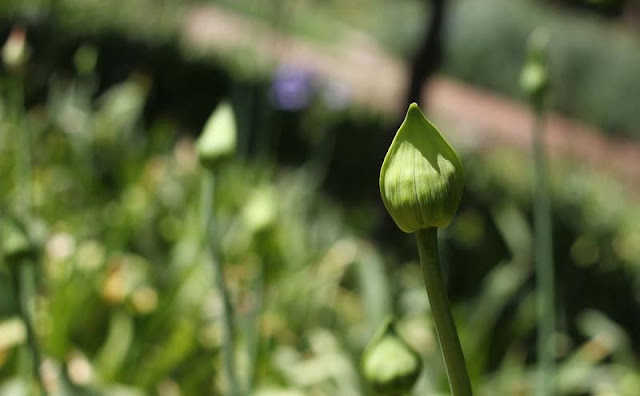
[183,5,640,192]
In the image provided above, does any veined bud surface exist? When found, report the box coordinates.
[362,317,422,395]
[196,101,237,169]
[379,103,464,233]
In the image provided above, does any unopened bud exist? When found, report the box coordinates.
[1,218,32,260]
[196,101,237,169]
[74,44,98,76]
[379,103,464,233]
[362,317,422,395]
[2,27,30,72]
[520,28,550,108]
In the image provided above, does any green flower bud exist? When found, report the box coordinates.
[1,218,32,260]
[520,28,550,107]
[196,101,237,169]
[74,44,98,76]
[362,317,422,395]
[379,103,464,233]
[2,27,30,73]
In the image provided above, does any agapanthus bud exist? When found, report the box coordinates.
[74,44,98,76]
[379,103,464,233]
[362,317,422,395]
[196,101,237,169]
[520,28,550,107]
[1,218,32,260]
[2,27,30,73]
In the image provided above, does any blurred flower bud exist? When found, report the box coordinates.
[520,28,550,108]
[2,27,30,73]
[362,317,422,395]
[242,186,277,232]
[1,217,32,260]
[73,44,98,76]
[196,101,237,169]
[379,103,464,233]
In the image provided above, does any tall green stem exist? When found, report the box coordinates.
[6,75,45,395]
[16,261,46,395]
[245,263,263,395]
[8,77,31,217]
[532,111,555,396]
[200,171,240,396]
[416,227,472,396]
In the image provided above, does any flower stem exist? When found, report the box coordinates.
[17,261,46,395]
[532,110,555,396]
[6,75,46,395]
[415,227,472,396]
[201,170,240,396]
[9,76,31,217]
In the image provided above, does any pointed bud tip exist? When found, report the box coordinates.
[405,102,428,126]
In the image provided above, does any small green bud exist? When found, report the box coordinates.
[379,103,464,233]
[196,101,237,169]
[520,28,550,107]
[2,27,30,73]
[362,317,422,395]
[1,218,32,260]
[74,44,98,76]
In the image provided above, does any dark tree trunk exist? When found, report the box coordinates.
[404,0,447,109]
[376,0,449,243]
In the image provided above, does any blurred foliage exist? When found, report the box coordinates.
[211,0,640,138]
[445,0,640,138]
[2,0,640,137]
[222,0,640,137]
[0,63,380,394]
[0,1,640,395]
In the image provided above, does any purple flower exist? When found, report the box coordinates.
[270,65,314,111]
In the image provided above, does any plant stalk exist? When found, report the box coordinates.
[532,110,555,396]
[6,75,46,395]
[416,227,472,396]
[200,170,240,396]
[6,256,46,396]
[9,76,31,217]
[18,262,46,395]
[245,262,264,394]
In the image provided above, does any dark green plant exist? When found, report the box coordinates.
[379,103,471,395]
